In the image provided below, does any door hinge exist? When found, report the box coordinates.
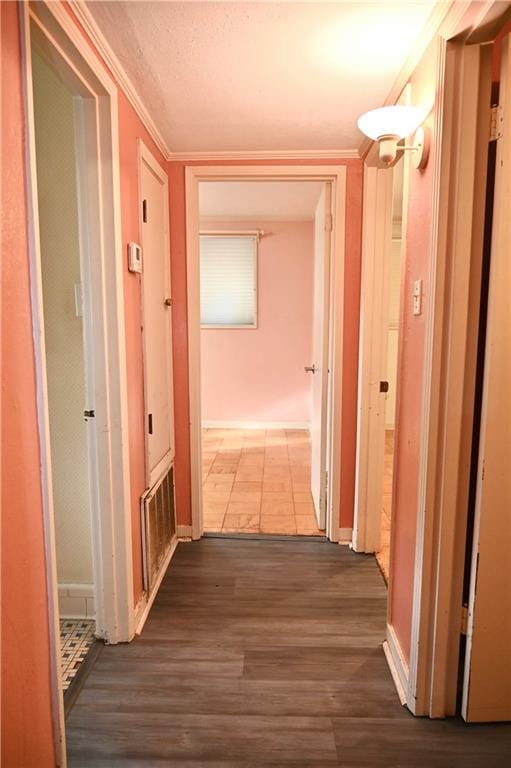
[148,413,153,434]
[142,199,148,223]
[490,105,503,141]
[84,409,95,419]
[325,213,333,233]
[461,604,469,635]
[379,381,389,393]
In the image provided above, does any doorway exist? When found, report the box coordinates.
[31,45,98,699]
[375,156,406,580]
[186,166,346,542]
[198,180,328,537]
[23,2,134,759]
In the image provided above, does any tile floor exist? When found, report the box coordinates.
[60,619,96,693]
[202,428,324,536]
[376,430,394,581]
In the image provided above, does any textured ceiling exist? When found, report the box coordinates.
[86,1,436,154]
[199,181,324,220]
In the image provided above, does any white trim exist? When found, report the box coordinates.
[67,0,171,160]
[177,525,193,539]
[383,625,409,706]
[352,166,394,554]
[200,215,314,224]
[186,165,346,544]
[134,537,179,635]
[171,149,359,161]
[202,420,311,431]
[21,2,135,762]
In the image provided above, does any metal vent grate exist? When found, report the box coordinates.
[141,465,176,593]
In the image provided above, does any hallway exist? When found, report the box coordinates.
[66,539,511,766]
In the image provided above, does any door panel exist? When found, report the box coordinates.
[462,34,511,723]
[140,146,174,487]
[310,184,331,529]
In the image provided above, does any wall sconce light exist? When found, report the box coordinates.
[357,105,429,169]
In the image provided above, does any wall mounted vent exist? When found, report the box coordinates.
[141,464,176,594]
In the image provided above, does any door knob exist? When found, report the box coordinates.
[304,365,316,373]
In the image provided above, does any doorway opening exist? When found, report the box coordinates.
[31,42,99,702]
[198,180,329,537]
[186,166,346,543]
[375,156,406,581]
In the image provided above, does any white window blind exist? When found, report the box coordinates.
[200,235,257,327]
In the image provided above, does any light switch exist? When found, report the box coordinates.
[128,242,142,273]
[413,279,422,316]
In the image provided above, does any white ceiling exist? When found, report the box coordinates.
[86,1,436,154]
[199,180,324,220]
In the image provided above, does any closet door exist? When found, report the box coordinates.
[462,35,511,723]
[139,142,174,488]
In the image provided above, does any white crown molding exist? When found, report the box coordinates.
[168,148,360,162]
[358,0,471,159]
[67,0,172,160]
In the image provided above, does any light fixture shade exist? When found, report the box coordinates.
[357,105,427,141]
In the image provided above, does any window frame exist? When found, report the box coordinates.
[199,231,259,330]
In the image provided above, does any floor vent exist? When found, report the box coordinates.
[141,464,176,594]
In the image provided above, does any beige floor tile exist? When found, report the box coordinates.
[293,491,313,503]
[232,481,262,493]
[230,489,262,503]
[203,499,229,516]
[260,516,297,534]
[238,454,265,467]
[261,501,294,517]
[262,491,293,502]
[223,512,260,531]
[210,463,239,475]
[294,501,315,516]
[226,501,261,516]
[235,467,264,482]
[295,515,323,535]
[263,480,293,492]
[203,489,232,503]
[292,481,311,493]
[203,515,226,531]
[204,475,235,491]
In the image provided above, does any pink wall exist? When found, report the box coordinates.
[1,3,56,765]
[1,4,167,763]
[388,39,439,663]
[168,160,363,529]
[201,220,314,424]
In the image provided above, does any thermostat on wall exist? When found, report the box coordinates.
[128,242,142,273]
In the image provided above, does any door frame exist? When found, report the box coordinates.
[355,37,493,717]
[185,165,346,543]
[137,139,174,489]
[21,2,134,763]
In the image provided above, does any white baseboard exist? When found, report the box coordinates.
[202,420,310,430]
[177,524,193,539]
[384,624,409,706]
[135,537,179,636]
[58,583,95,619]
[338,527,353,544]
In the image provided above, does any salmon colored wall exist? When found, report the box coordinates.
[168,159,363,529]
[201,220,314,424]
[2,3,168,763]
[388,39,439,663]
[1,4,56,766]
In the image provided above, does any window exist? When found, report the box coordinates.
[200,234,257,327]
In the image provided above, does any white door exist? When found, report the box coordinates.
[309,184,332,529]
[139,143,174,488]
[461,34,511,723]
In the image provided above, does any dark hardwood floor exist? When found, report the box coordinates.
[66,538,511,767]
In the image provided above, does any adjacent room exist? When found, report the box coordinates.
[31,47,98,697]
[199,180,330,537]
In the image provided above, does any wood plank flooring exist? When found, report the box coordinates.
[66,539,511,767]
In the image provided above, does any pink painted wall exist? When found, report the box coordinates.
[201,220,314,424]
[1,4,167,763]
[168,160,363,529]
[1,3,56,765]
[388,39,440,663]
